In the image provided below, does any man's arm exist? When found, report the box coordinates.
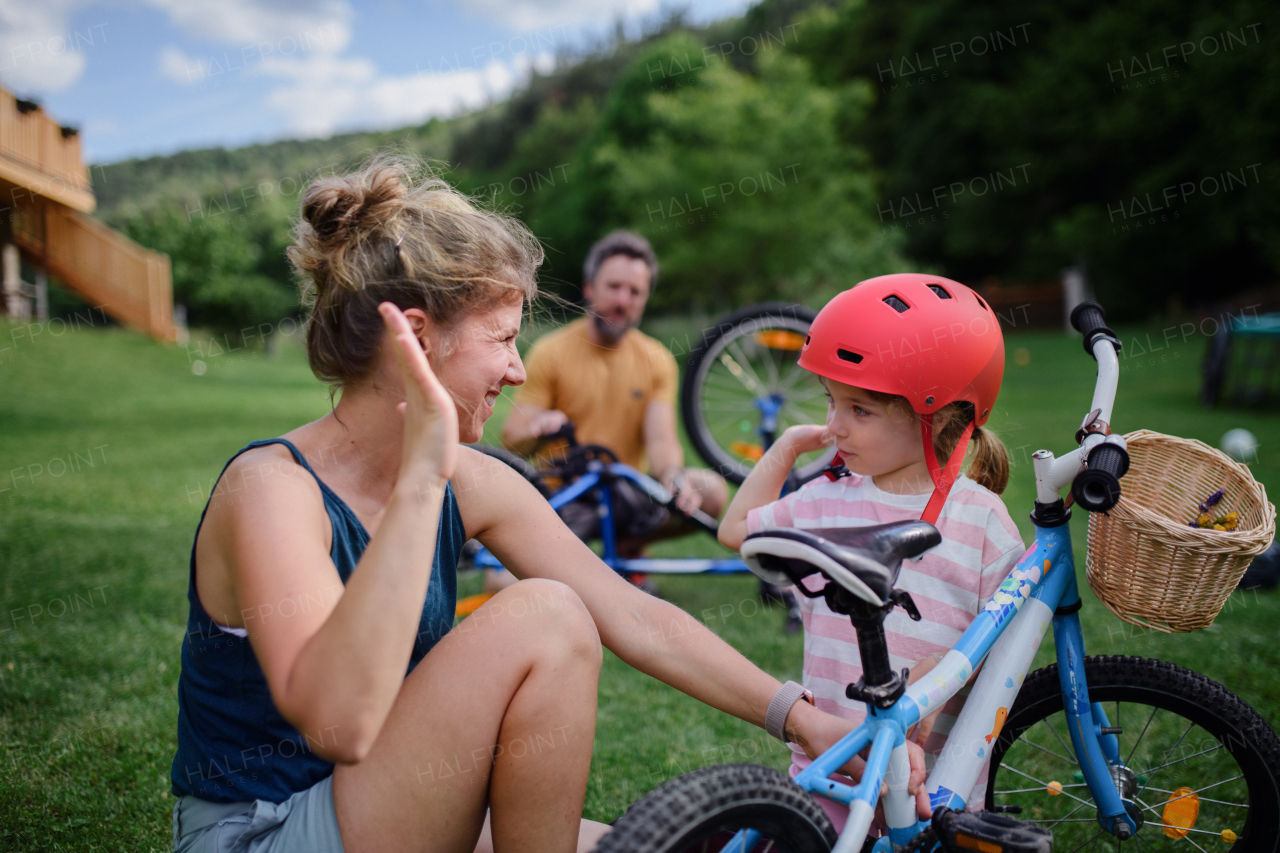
[502,402,568,456]
[643,400,684,485]
[500,336,566,455]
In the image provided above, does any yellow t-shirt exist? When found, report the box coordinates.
[515,318,678,471]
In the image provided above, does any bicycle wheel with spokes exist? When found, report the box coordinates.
[595,764,837,853]
[682,303,834,486]
[987,655,1280,851]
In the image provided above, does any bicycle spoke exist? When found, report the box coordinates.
[727,341,769,394]
[780,384,828,403]
[1064,829,1105,853]
[1124,705,1159,767]
[1135,774,1245,814]
[996,784,1090,794]
[1133,831,1160,853]
[1045,800,1091,829]
[1039,717,1077,764]
[780,402,822,429]
[998,763,1095,809]
[776,359,812,391]
[1140,720,1196,790]
[715,352,763,397]
[1129,801,1236,843]
[1141,786,1248,808]
[1014,736,1078,767]
[1136,743,1223,778]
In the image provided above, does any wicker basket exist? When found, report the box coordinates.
[1086,429,1276,633]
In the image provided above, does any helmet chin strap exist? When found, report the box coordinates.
[920,414,975,526]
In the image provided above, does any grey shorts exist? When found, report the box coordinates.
[172,775,344,853]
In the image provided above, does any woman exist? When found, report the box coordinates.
[170,156,928,853]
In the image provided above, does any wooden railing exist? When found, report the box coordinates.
[13,200,175,341]
[0,88,95,212]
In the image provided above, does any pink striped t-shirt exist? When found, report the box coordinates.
[746,472,1025,821]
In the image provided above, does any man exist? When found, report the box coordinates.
[501,231,728,591]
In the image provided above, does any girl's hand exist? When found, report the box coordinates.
[379,303,459,486]
[780,424,834,457]
[787,703,932,819]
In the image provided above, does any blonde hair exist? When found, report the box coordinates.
[288,154,543,388]
[863,391,1010,494]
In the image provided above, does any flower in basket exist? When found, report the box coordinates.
[1189,489,1239,530]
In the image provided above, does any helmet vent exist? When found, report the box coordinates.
[883,295,910,313]
[927,284,952,299]
[975,294,988,309]
[837,348,863,364]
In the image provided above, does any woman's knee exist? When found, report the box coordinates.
[490,579,601,666]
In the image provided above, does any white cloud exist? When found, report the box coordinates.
[158,45,206,83]
[0,0,92,94]
[461,0,660,32]
[260,50,551,138]
[143,0,352,51]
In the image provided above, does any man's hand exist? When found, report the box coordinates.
[529,409,569,438]
[661,469,702,515]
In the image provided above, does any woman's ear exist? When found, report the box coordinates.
[401,307,432,354]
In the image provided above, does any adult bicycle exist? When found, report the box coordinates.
[595,302,1280,852]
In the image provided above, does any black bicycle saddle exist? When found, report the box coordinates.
[740,521,941,606]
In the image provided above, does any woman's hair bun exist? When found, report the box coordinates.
[288,153,543,390]
[301,167,407,247]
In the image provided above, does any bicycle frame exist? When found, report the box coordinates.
[468,461,751,575]
[729,337,1138,850]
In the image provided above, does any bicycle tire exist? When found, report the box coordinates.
[468,442,552,498]
[681,303,833,486]
[595,763,837,853]
[987,655,1280,850]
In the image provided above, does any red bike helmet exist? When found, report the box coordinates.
[798,273,1005,524]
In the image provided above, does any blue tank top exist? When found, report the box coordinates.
[170,438,465,803]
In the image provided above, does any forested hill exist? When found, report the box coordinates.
[95,0,1279,336]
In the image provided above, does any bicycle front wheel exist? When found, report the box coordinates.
[681,303,833,486]
[595,764,837,853]
[988,655,1280,850]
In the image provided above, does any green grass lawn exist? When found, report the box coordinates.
[1,314,1277,850]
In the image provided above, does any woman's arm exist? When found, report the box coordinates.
[215,304,458,764]
[460,452,780,724]
[459,457,929,813]
[718,425,832,550]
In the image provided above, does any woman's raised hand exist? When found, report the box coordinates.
[379,303,459,486]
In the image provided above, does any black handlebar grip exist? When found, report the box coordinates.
[1072,443,1130,512]
[1069,301,1122,359]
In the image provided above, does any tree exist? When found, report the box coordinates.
[796,0,1280,317]
[535,33,906,312]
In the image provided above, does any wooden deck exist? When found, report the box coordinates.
[1,84,175,341]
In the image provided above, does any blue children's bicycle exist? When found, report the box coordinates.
[596,303,1280,852]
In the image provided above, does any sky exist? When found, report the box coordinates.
[0,0,752,165]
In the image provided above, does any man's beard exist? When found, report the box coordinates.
[591,312,637,344]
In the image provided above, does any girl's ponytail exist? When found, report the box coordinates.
[927,401,1011,495]
[966,425,1011,495]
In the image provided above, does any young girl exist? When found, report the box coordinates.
[720,273,1027,834]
